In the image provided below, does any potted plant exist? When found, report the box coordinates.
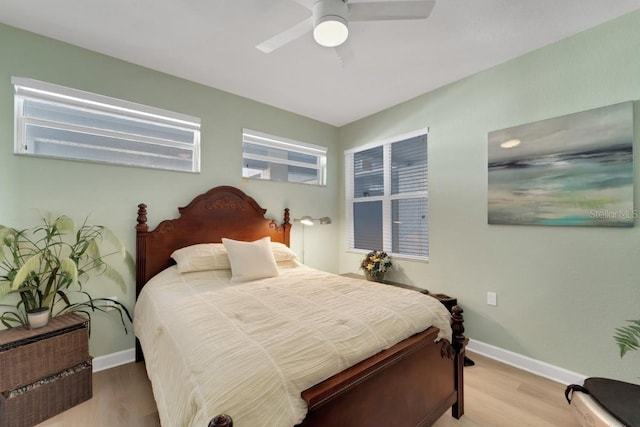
[0,215,133,330]
[360,250,392,282]
[614,319,640,357]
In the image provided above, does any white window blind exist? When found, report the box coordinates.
[12,76,201,172]
[346,130,428,259]
[242,129,327,185]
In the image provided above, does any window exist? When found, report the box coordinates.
[242,129,327,185]
[12,77,201,172]
[345,130,428,259]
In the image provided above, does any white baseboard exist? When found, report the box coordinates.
[467,339,587,386]
[92,348,136,372]
[93,340,587,386]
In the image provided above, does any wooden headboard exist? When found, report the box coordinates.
[135,185,291,298]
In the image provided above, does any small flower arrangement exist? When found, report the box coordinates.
[360,250,392,282]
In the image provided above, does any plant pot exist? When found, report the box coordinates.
[27,307,50,329]
[365,271,385,282]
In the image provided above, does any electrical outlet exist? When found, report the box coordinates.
[487,292,497,306]
[105,296,117,311]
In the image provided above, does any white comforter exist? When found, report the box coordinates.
[134,262,452,427]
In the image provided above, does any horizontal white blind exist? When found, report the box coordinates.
[12,77,201,173]
[389,133,428,257]
[346,129,429,259]
[392,197,428,257]
[353,146,384,198]
[390,134,428,195]
[243,129,327,156]
[242,129,327,185]
[12,77,200,129]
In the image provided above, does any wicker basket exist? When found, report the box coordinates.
[0,362,92,427]
[0,314,92,427]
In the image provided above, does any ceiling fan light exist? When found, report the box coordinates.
[313,16,349,47]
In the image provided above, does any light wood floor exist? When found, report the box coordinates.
[37,352,579,427]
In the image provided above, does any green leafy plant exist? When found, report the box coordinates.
[0,215,133,331]
[614,320,640,358]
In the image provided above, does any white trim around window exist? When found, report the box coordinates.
[242,128,327,185]
[12,76,201,173]
[345,128,429,260]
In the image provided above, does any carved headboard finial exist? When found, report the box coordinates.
[136,204,148,232]
[284,208,291,225]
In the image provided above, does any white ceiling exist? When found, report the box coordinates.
[1,0,639,126]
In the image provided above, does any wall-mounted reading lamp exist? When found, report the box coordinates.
[294,215,332,263]
[297,215,332,226]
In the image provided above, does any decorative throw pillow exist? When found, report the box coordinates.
[170,243,231,273]
[222,236,280,282]
[270,241,299,261]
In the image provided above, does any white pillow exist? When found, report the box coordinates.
[270,242,299,261]
[170,240,296,274]
[222,237,280,282]
[170,243,230,273]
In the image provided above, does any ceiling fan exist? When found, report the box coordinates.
[256,0,437,53]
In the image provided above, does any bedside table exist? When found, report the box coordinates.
[0,313,92,427]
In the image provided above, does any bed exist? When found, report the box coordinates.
[133,185,466,427]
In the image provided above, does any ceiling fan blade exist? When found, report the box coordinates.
[256,17,313,53]
[348,0,436,21]
[292,0,314,10]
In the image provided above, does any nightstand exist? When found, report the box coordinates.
[0,313,92,427]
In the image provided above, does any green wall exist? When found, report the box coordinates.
[339,10,640,381]
[2,10,639,380]
[0,23,340,357]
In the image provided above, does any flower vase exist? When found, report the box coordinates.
[365,271,385,283]
[27,307,50,329]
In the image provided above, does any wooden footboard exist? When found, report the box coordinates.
[208,306,466,427]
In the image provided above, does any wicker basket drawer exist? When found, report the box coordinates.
[0,361,92,427]
[0,328,89,391]
[0,315,89,392]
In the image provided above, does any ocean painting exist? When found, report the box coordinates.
[488,102,634,227]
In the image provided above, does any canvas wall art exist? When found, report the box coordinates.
[488,101,634,226]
